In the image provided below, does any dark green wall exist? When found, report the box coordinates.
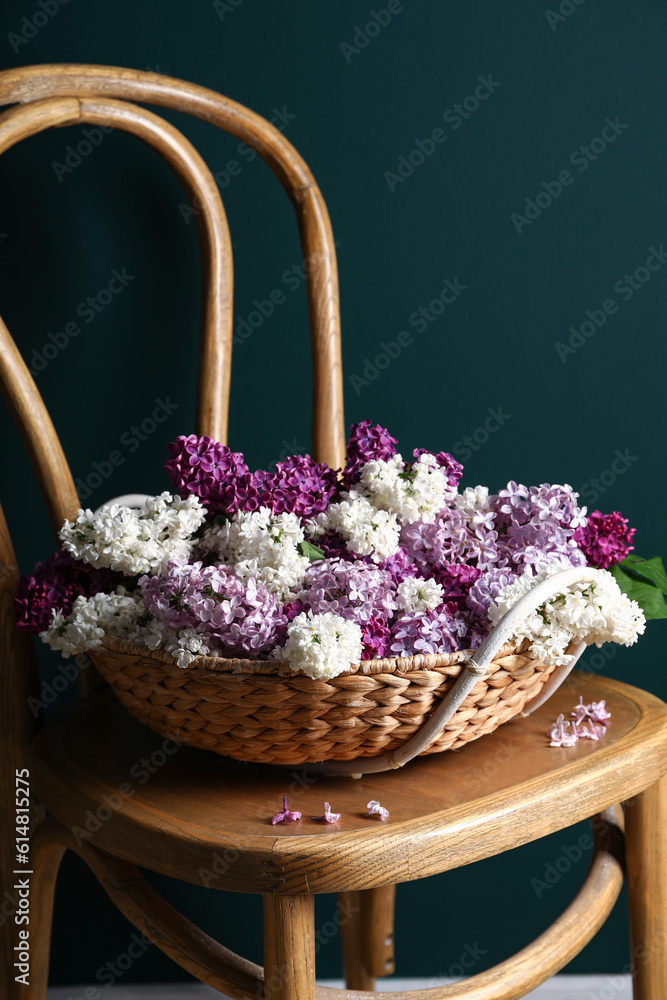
[1,0,666,986]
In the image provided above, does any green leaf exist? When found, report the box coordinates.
[611,565,667,620]
[620,555,667,596]
[297,540,325,562]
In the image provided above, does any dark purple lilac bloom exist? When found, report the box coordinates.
[361,616,391,659]
[14,552,121,634]
[165,434,257,514]
[343,420,398,488]
[252,454,338,518]
[573,510,636,569]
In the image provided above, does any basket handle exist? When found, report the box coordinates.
[311,567,602,776]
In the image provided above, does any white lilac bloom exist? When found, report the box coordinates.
[318,490,401,563]
[162,627,213,669]
[489,560,646,665]
[40,588,149,658]
[59,492,207,576]
[358,452,455,526]
[201,507,310,600]
[454,485,491,518]
[396,575,444,613]
[275,611,363,680]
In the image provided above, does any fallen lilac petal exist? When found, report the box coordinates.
[578,721,601,741]
[272,796,302,825]
[571,697,590,727]
[590,700,611,725]
[366,799,389,821]
[312,801,341,824]
[548,714,578,747]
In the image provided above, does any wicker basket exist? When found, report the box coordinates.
[89,636,558,766]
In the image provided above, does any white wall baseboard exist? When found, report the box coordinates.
[48,974,632,999]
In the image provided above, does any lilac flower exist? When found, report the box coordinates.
[313,530,356,562]
[343,420,398,488]
[139,561,286,656]
[312,802,341,823]
[165,435,258,514]
[589,700,612,725]
[549,699,611,747]
[573,510,636,569]
[466,567,518,617]
[366,800,389,821]
[412,448,464,488]
[577,721,605,741]
[302,558,397,623]
[272,796,302,825]
[361,616,391,659]
[390,604,469,656]
[14,551,122,635]
[548,714,579,747]
[252,455,338,518]
[571,696,611,728]
[489,483,588,572]
[380,546,417,584]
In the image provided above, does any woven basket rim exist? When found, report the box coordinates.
[99,634,524,678]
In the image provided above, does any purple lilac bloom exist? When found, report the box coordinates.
[252,455,338,518]
[380,546,417,583]
[466,567,518,617]
[302,558,397,623]
[315,530,356,561]
[361,617,391,659]
[390,603,469,657]
[343,420,398,488]
[412,448,464,488]
[165,435,258,514]
[401,509,489,573]
[489,482,587,571]
[573,510,636,569]
[139,560,286,656]
[430,563,483,611]
[14,552,122,634]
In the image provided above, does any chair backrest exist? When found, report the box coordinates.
[0,63,345,535]
[0,65,346,726]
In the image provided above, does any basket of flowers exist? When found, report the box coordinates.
[16,420,664,771]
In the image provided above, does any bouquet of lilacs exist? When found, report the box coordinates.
[15,421,665,679]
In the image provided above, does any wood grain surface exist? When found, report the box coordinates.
[29,670,667,895]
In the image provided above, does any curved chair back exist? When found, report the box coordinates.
[0,63,345,536]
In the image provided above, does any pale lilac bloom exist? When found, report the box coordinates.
[577,721,605,741]
[590,700,611,725]
[366,800,389,821]
[271,796,302,825]
[550,699,611,747]
[548,714,579,747]
[571,696,611,728]
[312,802,341,824]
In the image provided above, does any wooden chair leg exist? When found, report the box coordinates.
[338,884,396,990]
[625,774,667,999]
[263,894,316,1000]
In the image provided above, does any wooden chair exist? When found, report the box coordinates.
[0,65,666,1000]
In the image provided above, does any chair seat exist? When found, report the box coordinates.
[31,670,667,895]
